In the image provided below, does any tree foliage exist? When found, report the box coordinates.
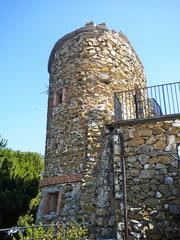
[17,192,41,226]
[0,148,43,228]
[0,135,8,149]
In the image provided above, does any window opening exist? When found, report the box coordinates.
[49,192,58,215]
[52,86,68,107]
[44,191,62,215]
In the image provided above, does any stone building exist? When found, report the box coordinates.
[36,22,180,239]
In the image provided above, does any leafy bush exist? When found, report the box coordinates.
[13,223,88,240]
[17,192,41,226]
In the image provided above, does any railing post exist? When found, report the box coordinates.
[162,85,167,115]
[134,94,139,119]
[134,86,146,118]
[114,93,122,122]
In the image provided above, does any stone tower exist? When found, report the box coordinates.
[37,22,146,238]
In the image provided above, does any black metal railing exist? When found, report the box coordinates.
[0,223,89,240]
[114,81,180,122]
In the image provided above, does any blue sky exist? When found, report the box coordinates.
[0,0,180,154]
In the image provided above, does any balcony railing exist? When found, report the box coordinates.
[114,81,180,122]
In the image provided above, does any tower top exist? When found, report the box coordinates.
[48,22,143,72]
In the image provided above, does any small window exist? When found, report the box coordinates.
[53,91,63,106]
[49,192,58,214]
[52,87,68,107]
[44,192,62,215]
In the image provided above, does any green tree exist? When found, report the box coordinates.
[0,149,44,229]
[17,192,41,226]
[0,135,8,149]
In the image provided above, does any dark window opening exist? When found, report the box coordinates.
[44,191,61,215]
[52,90,63,106]
[56,89,63,105]
[57,91,63,104]
[49,192,58,215]
[52,86,68,107]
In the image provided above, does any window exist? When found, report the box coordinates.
[49,192,58,214]
[44,192,62,215]
[52,86,68,107]
[53,91,63,106]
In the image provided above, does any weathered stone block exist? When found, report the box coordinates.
[148,157,159,164]
[155,212,166,221]
[155,191,162,198]
[144,198,159,208]
[164,176,173,185]
[138,154,149,165]
[135,127,152,137]
[139,170,155,178]
[144,163,155,169]
[130,185,141,192]
[169,203,180,215]
[158,184,170,197]
[138,144,150,153]
[154,140,166,150]
[152,127,164,135]
[170,158,178,168]
[126,156,137,163]
[167,127,178,134]
[130,169,140,177]
[155,163,166,169]
[172,120,180,127]
[158,155,170,164]
[130,138,144,147]
[132,161,143,169]
[108,216,116,226]
[113,144,120,155]
[141,183,150,193]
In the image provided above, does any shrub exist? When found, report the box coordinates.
[13,222,88,240]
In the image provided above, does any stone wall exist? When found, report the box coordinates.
[36,22,180,240]
[45,21,146,177]
[113,118,180,239]
[37,21,146,240]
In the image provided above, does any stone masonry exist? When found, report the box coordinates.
[36,22,180,239]
[112,119,180,239]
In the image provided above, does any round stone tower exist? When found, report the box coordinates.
[37,22,146,239]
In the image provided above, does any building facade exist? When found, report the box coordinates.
[36,22,180,239]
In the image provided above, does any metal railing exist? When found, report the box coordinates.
[0,222,89,240]
[114,81,180,122]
